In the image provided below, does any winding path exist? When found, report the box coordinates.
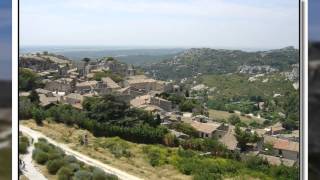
[20,125,142,180]
[21,145,47,180]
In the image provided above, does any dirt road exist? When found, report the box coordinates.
[20,125,142,180]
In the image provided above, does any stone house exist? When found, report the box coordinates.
[190,121,228,138]
[263,136,299,162]
[76,81,98,94]
[97,77,121,94]
[44,78,75,94]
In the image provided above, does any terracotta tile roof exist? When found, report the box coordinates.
[264,136,299,152]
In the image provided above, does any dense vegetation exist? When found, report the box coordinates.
[143,47,298,80]
[19,68,42,91]
[92,70,124,83]
[20,94,168,144]
[141,145,298,180]
[20,93,299,179]
[156,92,206,114]
[32,138,118,180]
[202,73,299,130]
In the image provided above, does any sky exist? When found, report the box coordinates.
[309,0,320,42]
[20,0,299,49]
[0,0,11,80]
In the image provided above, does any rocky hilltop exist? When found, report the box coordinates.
[19,52,71,72]
[143,47,299,80]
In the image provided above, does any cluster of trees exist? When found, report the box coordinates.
[20,93,298,179]
[32,138,118,180]
[142,145,298,180]
[19,68,42,91]
[20,94,168,144]
[157,92,205,114]
[93,70,124,83]
[180,138,228,156]
[234,126,261,151]
[207,98,259,116]
[169,122,199,137]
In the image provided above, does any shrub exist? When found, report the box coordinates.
[20,136,29,145]
[228,114,241,125]
[177,158,198,175]
[46,158,66,174]
[101,137,131,158]
[245,156,270,172]
[35,141,52,152]
[270,165,299,180]
[170,123,198,137]
[64,155,78,163]
[57,166,74,180]
[33,150,49,164]
[143,146,168,167]
[47,152,64,161]
[66,163,81,172]
[32,107,46,125]
[105,174,118,180]
[19,142,28,154]
[193,171,223,180]
[163,133,178,147]
[73,170,93,180]
[92,168,109,180]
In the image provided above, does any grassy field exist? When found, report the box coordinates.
[21,120,191,180]
[208,109,264,125]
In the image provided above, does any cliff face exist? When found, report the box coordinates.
[19,53,71,72]
[238,65,278,74]
[19,57,60,72]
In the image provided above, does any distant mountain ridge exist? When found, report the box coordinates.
[20,48,184,66]
[142,47,299,80]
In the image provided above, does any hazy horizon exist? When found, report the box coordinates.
[21,0,299,49]
[20,44,298,53]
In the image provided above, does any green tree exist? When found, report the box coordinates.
[57,166,74,180]
[82,57,91,65]
[29,90,40,104]
[19,68,40,91]
[19,97,36,119]
[228,114,241,125]
[32,107,46,125]
[74,170,93,180]
[46,158,66,174]
[234,126,261,151]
